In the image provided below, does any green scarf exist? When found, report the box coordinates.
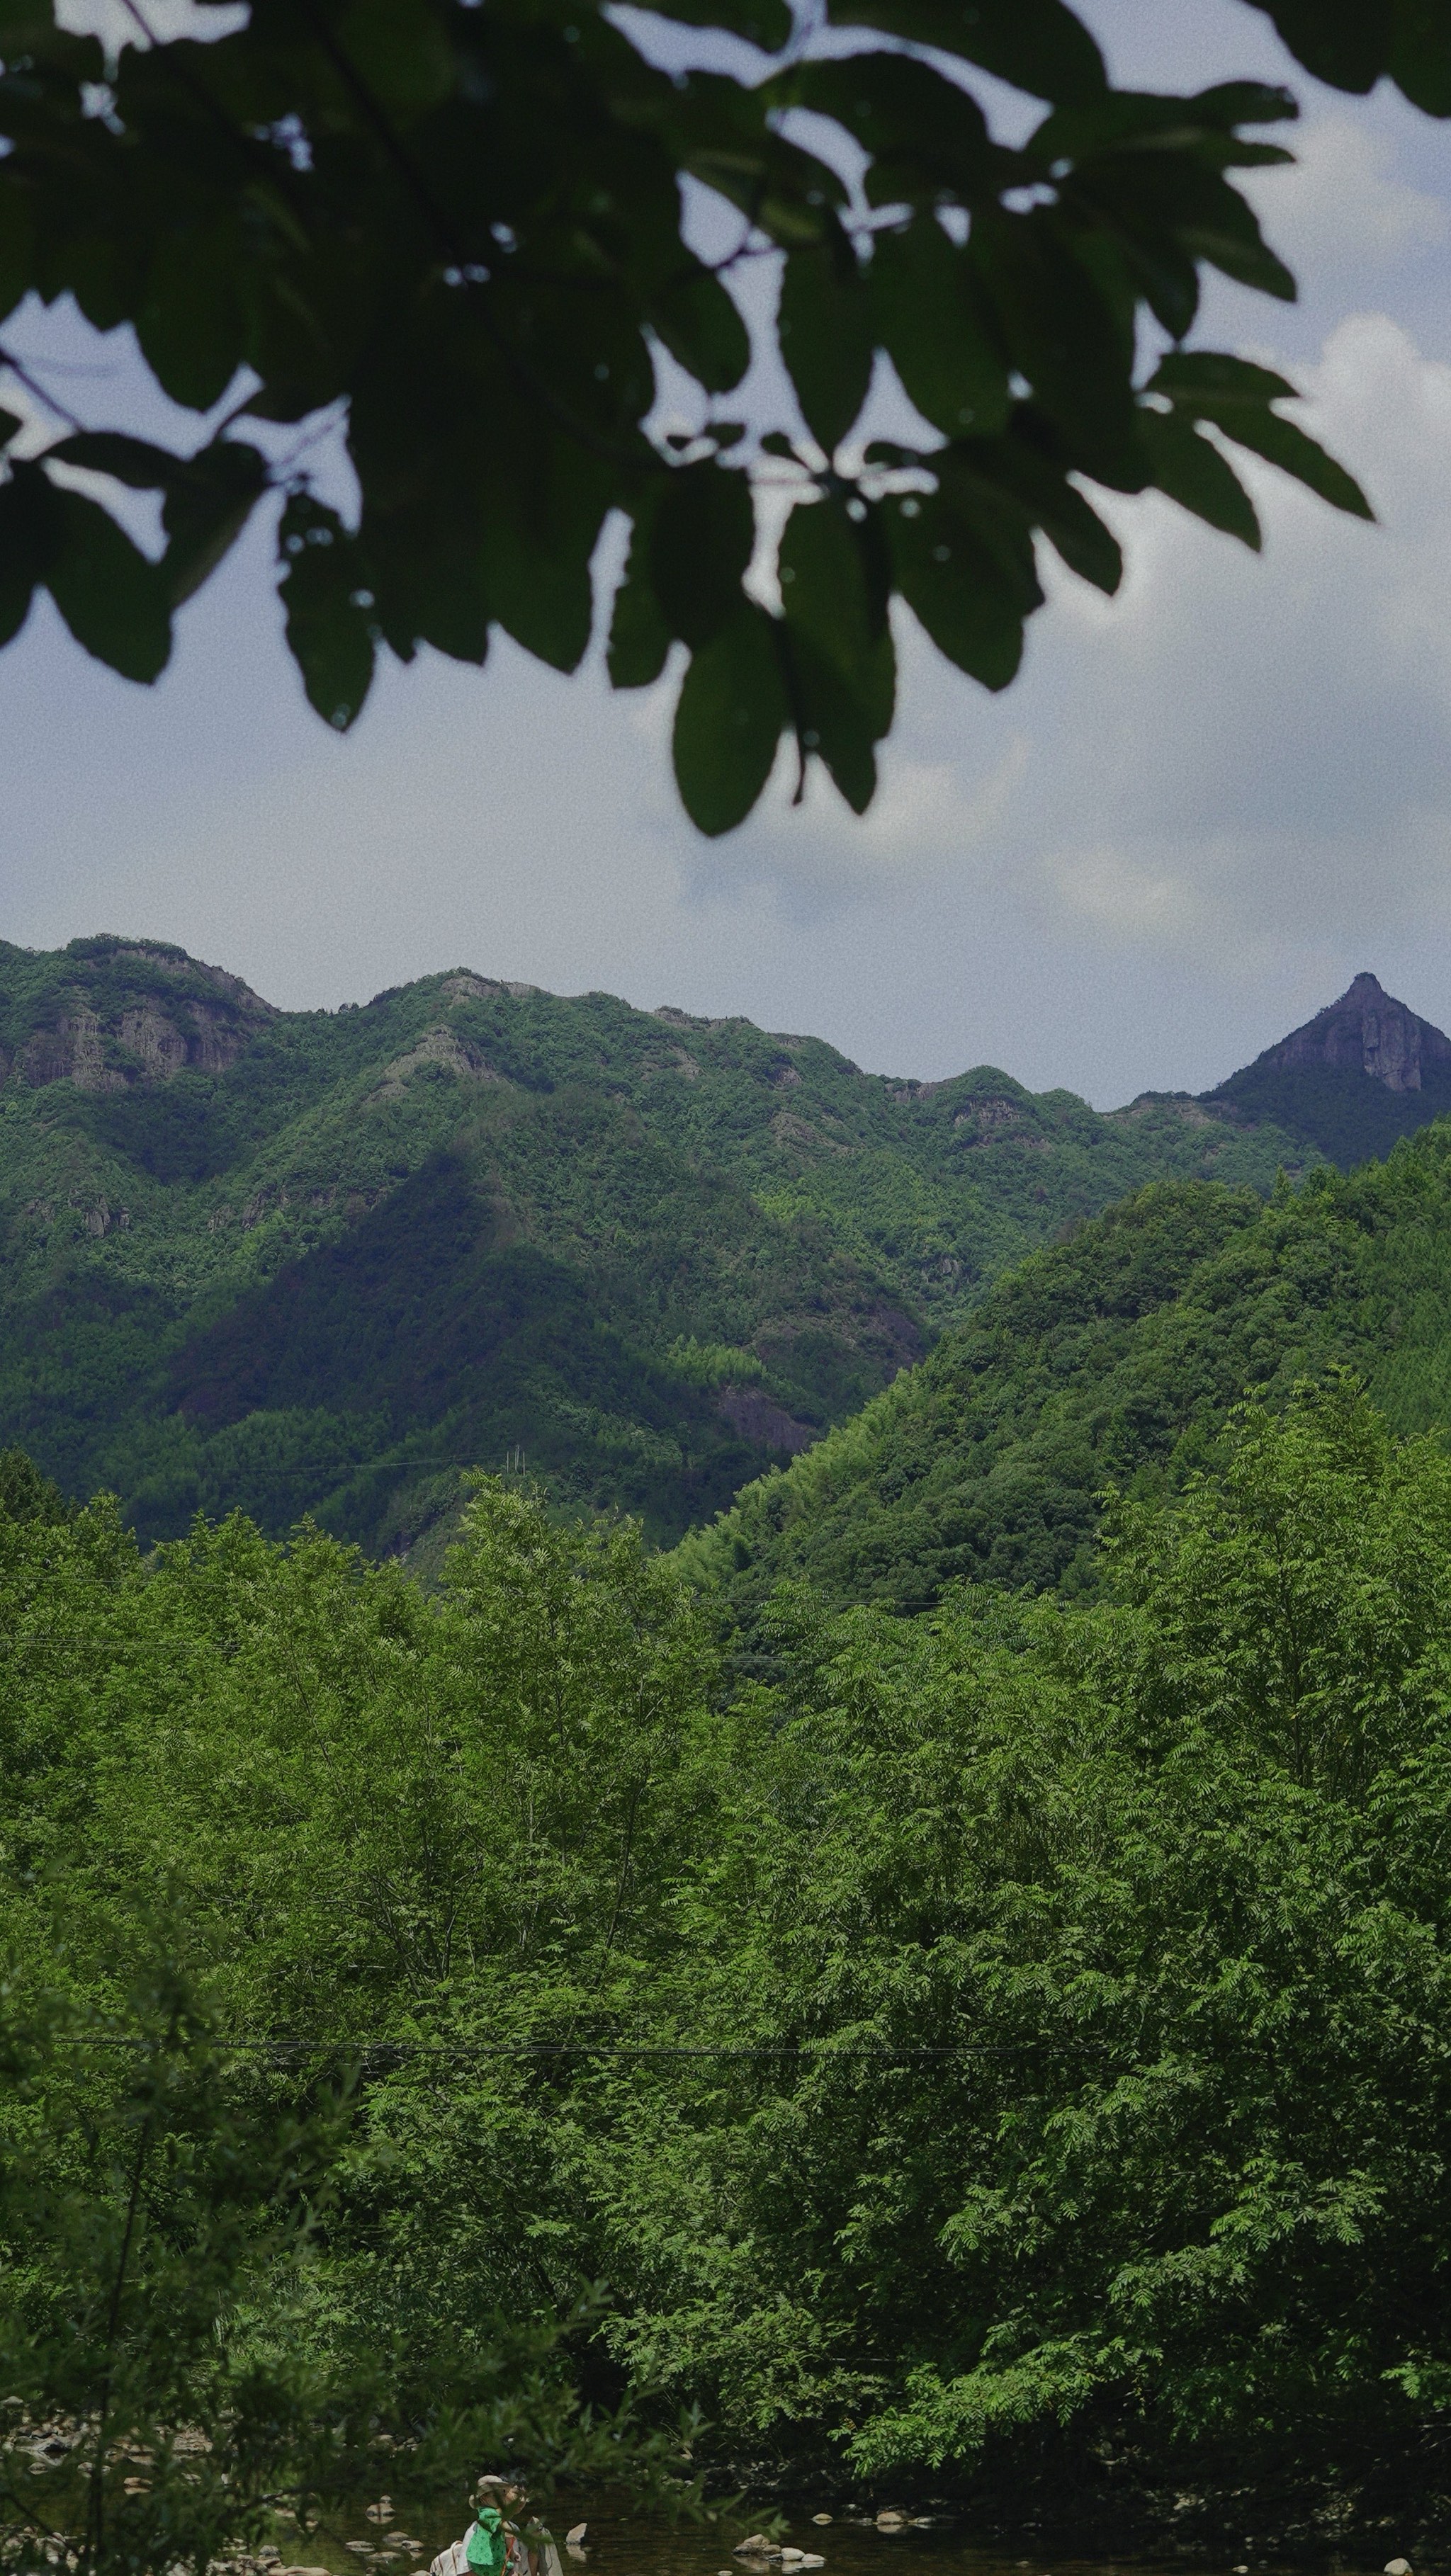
[466,2510,507,2575]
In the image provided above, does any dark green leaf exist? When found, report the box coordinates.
[824,0,1106,103]
[1064,144,1297,306]
[0,181,33,326]
[47,489,171,682]
[361,495,491,665]
[650,261,750,397]
[650,460,754,651]
[862,438,925,468]
[671,81,848,243]
[337,0,453,113]
[972,209,1146,490]
[1243,1,1385,93]
[0,462,59,648]
[137,226,247,414]
[1192,78,1302,128]
[782,621,892,812]
[778,498,889,730]
[1138,409,1260,549]
[45,227,135,338]
[50,431,186,492]
[886,487,1030,688]
[477,446,611,674]
[922,439,1046,598]
[1147,347,1372,521]
[777,499,893,810]
[609,514,672,689]
[277,491,374,730]
[53,433,268,607]
[1032,81,1298,160]
[871,220,1010,438]
[943,429,1122,592]
[777,237,874,455]
[1214,407,1374,519]
[1162,168,1297,300]
[1390,11,1451,115]
[0,406,21,450]
[772,55,999,200]
[672,601,787,835]
[0,0,60,43]
[1149,351,1298,407]
[161,443,269,607]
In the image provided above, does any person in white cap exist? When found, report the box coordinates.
[432,2473,560,2576]
[470,2477,551,2576]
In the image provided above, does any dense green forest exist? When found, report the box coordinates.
[682,1121,1451,1633]
[0,936,1307,1554]
[15,953,1451,2560]
[9,1385,1451,2560]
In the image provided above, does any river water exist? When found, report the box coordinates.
[273,2499,1404,2576]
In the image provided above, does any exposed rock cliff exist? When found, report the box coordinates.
[1202,972,1451,1171]
[1259,971,1451,1094]
[0,937,276,1091]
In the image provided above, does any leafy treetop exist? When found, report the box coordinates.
[0,0,1426,827]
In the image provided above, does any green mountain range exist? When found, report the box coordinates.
[682,1123,1451,1633]
[0,938,1442,1555]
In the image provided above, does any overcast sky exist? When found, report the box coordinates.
[4,0,1451,1103]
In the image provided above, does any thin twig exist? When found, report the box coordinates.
[0,345,84,433]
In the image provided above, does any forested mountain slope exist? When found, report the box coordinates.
[0,934,1303,1549]
[680,1124,1451,1628]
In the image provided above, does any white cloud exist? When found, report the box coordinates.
[648,309,1451,1084]
[1246,117,1449,280]
[983,314,1451,979]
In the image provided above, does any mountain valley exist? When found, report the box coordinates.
[0,938,1443,1556]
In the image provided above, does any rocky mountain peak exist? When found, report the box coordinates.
[0,937,277,1094]
[1260,972,1451,1094]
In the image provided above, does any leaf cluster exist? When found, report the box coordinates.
[0,0,1404,822]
